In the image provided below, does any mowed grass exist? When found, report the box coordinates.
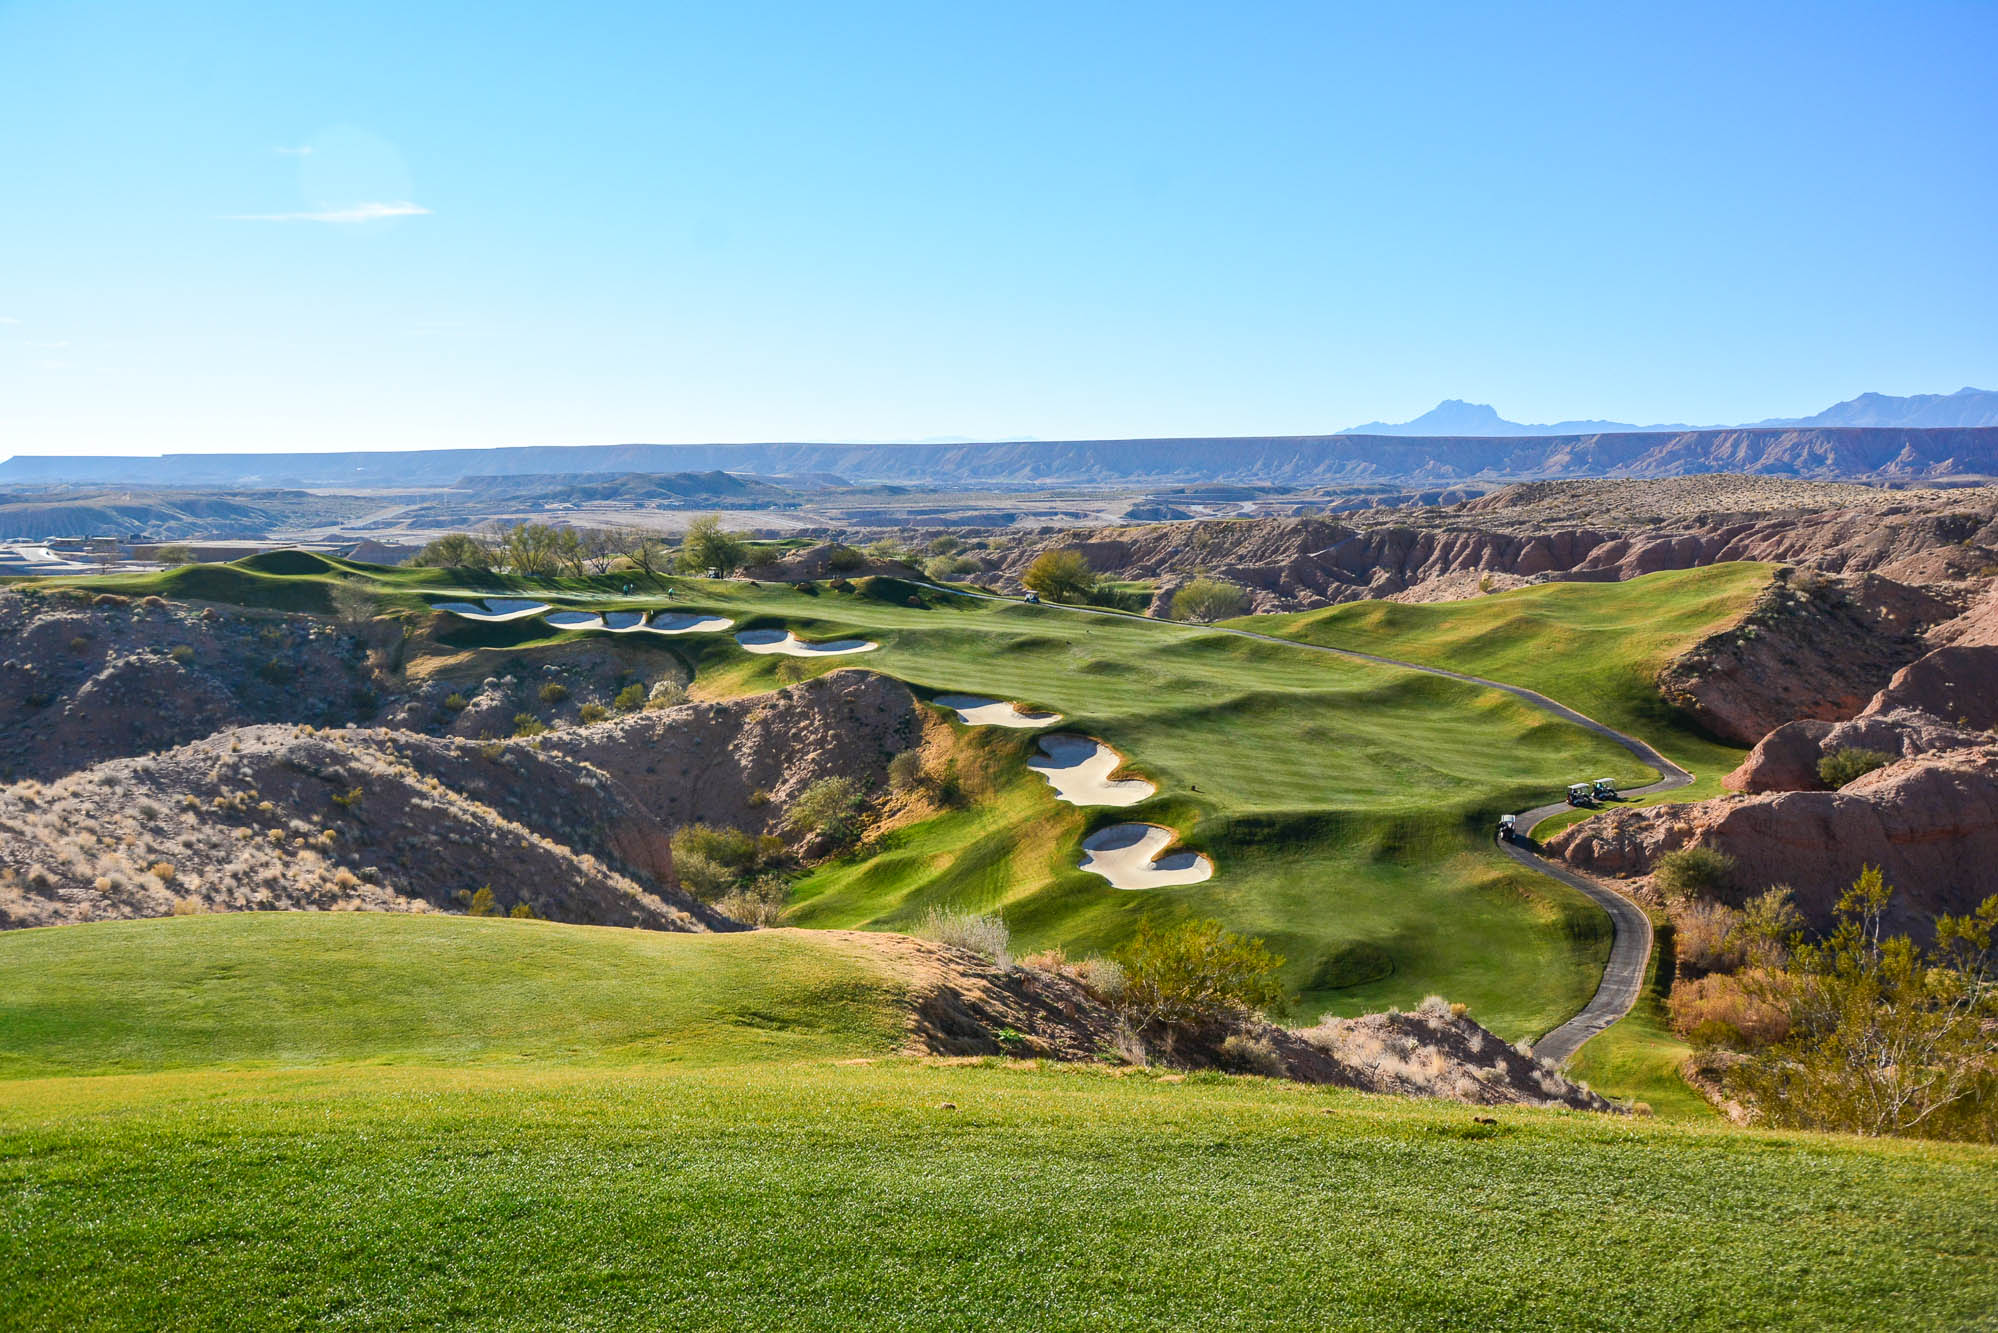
[1243,563,1770,801]
[0,915,910,1078]
[44,561,1756,1053]
[2,915,1994,1333]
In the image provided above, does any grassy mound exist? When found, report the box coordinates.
[0,915,909,1078]
[1,914,1992,1331]
[230,549,342,577]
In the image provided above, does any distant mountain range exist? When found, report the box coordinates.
[1340,387,1998,436]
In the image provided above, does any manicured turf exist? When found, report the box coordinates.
[44,560,1766,1061]
[1,915,1992,1332]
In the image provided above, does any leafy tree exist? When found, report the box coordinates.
[1653,846,1736,900]
[1115,918,1285,1033]
[923,554,979,582]
[680,514,747,575]
[578,528,624,574]
[1818,747,1894,788]
[1022,549,1096,604]
[620,529,668,577]
[410,533,491,570]
[1728,868,1998,1139]
[152,544,197,566]
[925,535,963,556]
[613,683,647,712]
[1171,577,1249,623]
[466,886,500,917]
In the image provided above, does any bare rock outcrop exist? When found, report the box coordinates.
[0,672,923,932]
[1550,747,1998,935]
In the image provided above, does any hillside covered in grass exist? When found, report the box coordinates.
[1,914,1993,1332]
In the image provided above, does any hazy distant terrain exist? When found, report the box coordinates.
[1341,387,1998,436]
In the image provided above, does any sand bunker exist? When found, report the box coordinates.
[647,611,735,634]
[1027,734,1156,806]
[544,610,604,630]
[735,629,878,657]
[1079,823,1214,890]
[933,694,1062,728]
[432,598,552,623]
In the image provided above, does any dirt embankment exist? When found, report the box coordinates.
[0,672,921,932]
[878,933,1612,1111]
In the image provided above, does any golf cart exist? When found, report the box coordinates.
[1497,813,1518,844]
[1022,591,1041,604]
[1591,778,1619,801]
[1565,782,1595,807]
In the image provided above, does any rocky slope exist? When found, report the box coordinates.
[891,935,1611,1110]
[1547,746,1998,936]
[0,672,921,931]
[976,478,1998,614]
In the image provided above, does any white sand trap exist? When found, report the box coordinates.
[1079,823,1214,890]
[544,610,605,630]
[646,611,735,634]
[735,629,879,657]
[1027,733,1156,806]
[933,693,1063,728]
[602,611,648,631]
[433,598,552,622]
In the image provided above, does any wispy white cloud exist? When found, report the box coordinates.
[274,145,314,156]
[225,201,430,223]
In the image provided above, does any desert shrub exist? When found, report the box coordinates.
[1219,1033,1288,1078]
[1669,971,1792,1048]
[512,713,549,737]
[466,886,501,917]
[673,851,733,902]
[329,582,378,626]
[332,868,359,890]
[923,554,979,582]
[538,681,569,704]
[443,692,469,712]
[329,786,364,809]
[1171,577,1250,624]
[169,896,203,916]
[746,788,772,808]
[671,824,759,871]
[68,636,91,654]
[784,776,864,846]
[887,750,926,794]
[578,702,610,723]
[508,901,540,919]
[1653,846,1736,900]
[919,907,1012,967]
[1727,869,1998,1139]
[1021,549,1095,603]
[1676,900,1745,974]
[479,741,505,762]
[1072,956,1127,1001]
[646,679,688,709]
[716,874,792,927]
[1116,918,1285,1033]
[824,544,866,573]
[1818,746,1893,788]
[613,683,647,712]
[148,861,176,883]
[257,656,295,684]
[169,644,195,665]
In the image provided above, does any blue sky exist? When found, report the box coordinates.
[2,1,1994,456]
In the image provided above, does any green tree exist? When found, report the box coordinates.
[784,776,865,846]
[152,544,197,566]
[1022,549,1096,604]
[1729,868,1998,1139]
[466,886,501,917]
[1653,846,1736,900]
[681,514,747,575]
[1171,577,1250,623]
[1115,918,1285,1033]
[409,533,491,570]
